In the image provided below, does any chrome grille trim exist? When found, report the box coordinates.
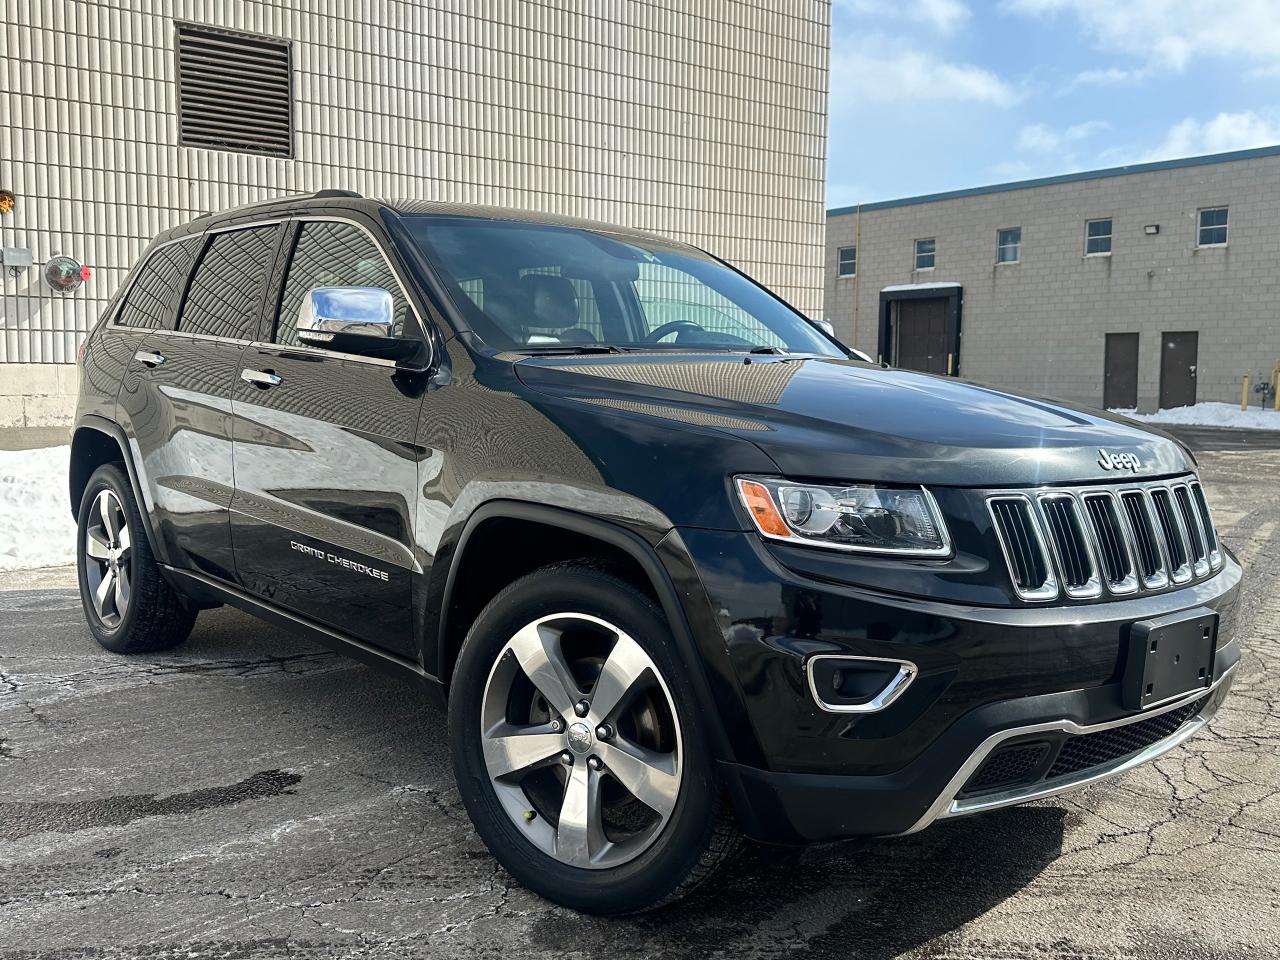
[987,495,1059,601]
[986,475,1220,602]
[1190,481,1223,571]
[1037,494,1103,599]
[1081,492,1139,595]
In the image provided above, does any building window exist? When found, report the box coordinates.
[1197,207,1228,247]
[997,227,1021,263]
[1085,218,1112,255]
[176,23,293,158]
[914,238,936,270]
[837,246,856,277]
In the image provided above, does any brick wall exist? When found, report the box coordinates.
[825,151,1280,411]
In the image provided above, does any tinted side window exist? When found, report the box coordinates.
[179,225,280,340]
[116,239,201,329]
[276,221,409,346]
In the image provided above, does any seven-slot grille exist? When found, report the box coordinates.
[988,478,1221,602]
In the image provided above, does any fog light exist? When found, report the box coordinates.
[806,655,918,714]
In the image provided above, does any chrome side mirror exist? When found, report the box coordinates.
[298,286,394,343]
[295,286,425,365]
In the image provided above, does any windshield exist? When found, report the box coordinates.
[402,216,844,356]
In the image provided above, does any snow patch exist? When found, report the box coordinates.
[1109,402,1280,431]
[0,446,77,571]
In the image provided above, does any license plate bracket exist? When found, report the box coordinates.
[1123,608,1217,710]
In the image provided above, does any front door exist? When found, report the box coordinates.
[1103,332,1139,409]
[117,225,281,583]
[1159,331,1198,409]
[230,218,430,657]
[894,297,949,374]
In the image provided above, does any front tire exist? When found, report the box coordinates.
[449,562,739,914]
[76,463,196,653]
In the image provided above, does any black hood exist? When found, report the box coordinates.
[514,354,1194,487]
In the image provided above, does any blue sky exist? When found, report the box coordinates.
[827,0,1280,207]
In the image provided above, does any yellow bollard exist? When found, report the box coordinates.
[1241,374,1249,411]
[1273,367,1279,412]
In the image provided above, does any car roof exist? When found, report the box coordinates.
[152,193,693,251]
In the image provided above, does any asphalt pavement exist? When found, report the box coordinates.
[2,450,1278,959]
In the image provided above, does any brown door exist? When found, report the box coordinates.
[1103,332,1139,409]
[1159,331,1198,409]
[894,298,949,374]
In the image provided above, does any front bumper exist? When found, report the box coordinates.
[718,641,1237,842]
[666,527,1243,843]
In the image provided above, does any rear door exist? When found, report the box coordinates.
[117,223,281,582]
[229,217,430,656]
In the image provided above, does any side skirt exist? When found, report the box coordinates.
[163,565,446,708]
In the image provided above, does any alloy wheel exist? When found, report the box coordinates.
[83,489,132,628]
[479,612,683,869]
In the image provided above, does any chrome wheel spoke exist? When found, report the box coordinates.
[483,723,564,780]
[555,760,605,867]
[85,528,112,561]
[598,737,680,818]
[97,491,119,541]
[114,566,131,614]
[589,631,651,722]
[116,523,131,558]
[93,569,116,617]
[507,621,580,719]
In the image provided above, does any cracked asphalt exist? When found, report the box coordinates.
[2,450,1278,959]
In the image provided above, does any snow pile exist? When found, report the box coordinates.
[0,445,77,571]
[1110,402,1280,431]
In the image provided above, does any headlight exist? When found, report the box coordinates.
[735,476,951,556]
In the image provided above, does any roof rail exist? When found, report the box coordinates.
[188,190,362,224]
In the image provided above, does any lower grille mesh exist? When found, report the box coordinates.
[957,695,1209,799]
[1046,696,1207,779]
[962,742,1050,795]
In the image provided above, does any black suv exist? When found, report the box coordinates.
[71,192,1241,914]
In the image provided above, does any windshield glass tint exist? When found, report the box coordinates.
[403,216,843,356]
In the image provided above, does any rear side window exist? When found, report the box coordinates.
[276,221,409,346]
[115,239,201,329]
[179,225,280,340]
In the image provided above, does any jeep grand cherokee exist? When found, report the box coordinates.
[70,191,1241,914]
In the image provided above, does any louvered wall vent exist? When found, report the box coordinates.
[176,23,293,158]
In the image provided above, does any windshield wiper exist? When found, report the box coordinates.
[748,345,786,355]
[518,344,628,355]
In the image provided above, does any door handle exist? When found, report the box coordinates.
[134,350,166,368]
[241,368,283,389]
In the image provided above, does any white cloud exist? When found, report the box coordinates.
[838,0,972,33]
[1016,120,1109,153]
[916,0,974,32]
[1142,111,1280,161]
[1008,0,1280,71]
[831,47,1021,107]
[1066,66,1146,88]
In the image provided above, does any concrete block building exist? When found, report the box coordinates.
[1,0,831,428]
[824,146,1280,411]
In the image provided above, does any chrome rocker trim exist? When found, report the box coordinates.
[904,660,1238,834]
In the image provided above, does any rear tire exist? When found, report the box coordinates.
[449,561,739,914]
[76,463,197,653]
